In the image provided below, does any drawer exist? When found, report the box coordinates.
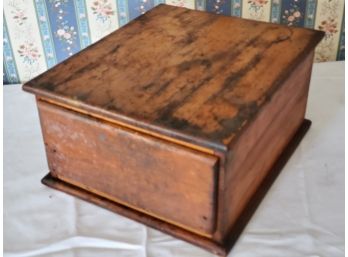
[37,100,219,237]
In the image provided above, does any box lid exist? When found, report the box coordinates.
[23,4,324,153]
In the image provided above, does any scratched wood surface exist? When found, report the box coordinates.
[23,4,324,151]
[37,100,219,236]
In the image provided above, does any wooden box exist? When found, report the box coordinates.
[23,5,323,256]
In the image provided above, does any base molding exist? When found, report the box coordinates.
[42,119,311,256]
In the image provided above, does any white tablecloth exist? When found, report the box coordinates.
[4,61,344,257]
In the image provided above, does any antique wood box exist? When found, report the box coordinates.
[23,4,324,256]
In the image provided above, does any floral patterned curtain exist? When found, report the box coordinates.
[3,0,345,84]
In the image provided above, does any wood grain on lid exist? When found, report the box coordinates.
[23,4,324,152]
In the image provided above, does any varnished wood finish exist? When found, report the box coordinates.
[37,100,218,236]
[23,4,323,152]
[41,119,312,257]
[41,173,227,257]
[221,51,314,239]
[22,4,324,256]
[222,119,312,252]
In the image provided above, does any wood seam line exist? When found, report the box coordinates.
[54,174,214,239]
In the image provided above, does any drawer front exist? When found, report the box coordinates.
[37,100,219,236]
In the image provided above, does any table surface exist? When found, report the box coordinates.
[4,61,344,257]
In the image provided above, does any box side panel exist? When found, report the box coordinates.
[37,100,219,237]
[222,51,315,238]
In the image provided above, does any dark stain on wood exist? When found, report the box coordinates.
[23,4,324,152]
[23,5,324,257]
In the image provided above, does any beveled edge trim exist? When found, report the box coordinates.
[54,173,214,239]
[42,173,227,257]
